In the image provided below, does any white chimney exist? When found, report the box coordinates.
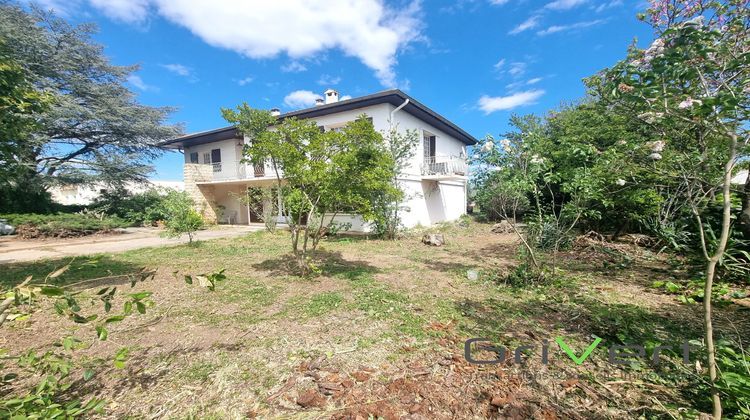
[315,98,324,106]
[270,108,280,116]
[324,89,339,104]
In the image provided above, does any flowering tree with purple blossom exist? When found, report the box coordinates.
[601,1,749,417]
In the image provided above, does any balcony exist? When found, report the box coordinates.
[186,160,278,184]
[421,156,468,180]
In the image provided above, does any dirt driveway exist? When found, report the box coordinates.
[0,225,262,263]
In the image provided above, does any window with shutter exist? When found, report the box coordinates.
[423,135,436,163]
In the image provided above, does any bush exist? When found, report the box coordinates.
[161,191,203,243]
[1,212,129,238]
[91,187,172,226]
[526,215,574,251]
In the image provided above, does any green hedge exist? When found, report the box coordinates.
[1,213,129,238]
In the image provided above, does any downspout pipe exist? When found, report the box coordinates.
[389,98,410,131]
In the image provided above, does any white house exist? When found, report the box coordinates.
[160,89,477,231]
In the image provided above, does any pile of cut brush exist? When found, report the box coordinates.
[569,231,643,267]
[3,213,128,239]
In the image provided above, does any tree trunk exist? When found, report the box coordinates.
[704,258,721,420]
[703,132,737,420]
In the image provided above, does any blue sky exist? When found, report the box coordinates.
[35,0,654,181]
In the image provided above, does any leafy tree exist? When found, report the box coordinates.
[472,114,605,277]
[0,3,181,211]
[600,1,749,416]
[223,105,398,273]
[372,125,419,239]
[161,191,203,243]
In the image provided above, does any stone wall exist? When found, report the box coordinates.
[184,164,218,223]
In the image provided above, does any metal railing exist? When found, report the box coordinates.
[198,160,277,182]
[421,156,468,177]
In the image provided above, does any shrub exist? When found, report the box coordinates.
[161,191,203,243]
[91,187,172,226]
[1,212,128,238]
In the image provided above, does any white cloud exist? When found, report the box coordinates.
[32,0,79,15]
[127,74,155,91]
[489,0,510,4]
[509,15,541,34]
[317,74,342,86]
[494,59,526,77]
[161,63,191,77]
[544,0,587,10]
[283,90,323,108]
[281,61,307,73]
[160,63,198,82]
[508,62,526,76]
[340,95,352,101]
[87,0,423,87]
[595,0,622,13]
[237,76,254,86]
[527,77,543,84]
[478,90,544,113]
[89,0,149,23]
[537,19,605,35]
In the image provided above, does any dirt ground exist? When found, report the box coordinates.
[1,221,748,419]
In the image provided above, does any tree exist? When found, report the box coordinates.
[372,125,419,239]
[0,39,54,213]
[223,105,397,273]
[161,191,204,244]
[0,4,181,211]
[472,114,605,278]
[600,1,749,417]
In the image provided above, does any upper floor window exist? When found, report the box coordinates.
[211,148,221,163]
[189,152,199,163]
[423,132,436,163]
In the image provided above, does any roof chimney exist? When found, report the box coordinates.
[324,89,339,104]
[270,108,280,116]
[315,98,324,106]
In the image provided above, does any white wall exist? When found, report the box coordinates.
[212,184,249,224]
[184,139,243,165]
[384,104,467,177]
[321,213,374,233]
[397,179,466,228]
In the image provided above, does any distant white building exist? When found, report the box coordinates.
[50,180,184,206]
[160,89,476,230]
[732,170,748,185]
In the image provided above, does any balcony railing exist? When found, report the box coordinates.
[421,156,468,178]
[189,160,277,182]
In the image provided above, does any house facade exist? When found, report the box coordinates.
[160,89,477,232]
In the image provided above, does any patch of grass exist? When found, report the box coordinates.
[304,292,344,317]
[181,360,217,382]
[338,270,429,338]
[0,255,144,288]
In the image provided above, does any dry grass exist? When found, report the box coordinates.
[1,219,748,418]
